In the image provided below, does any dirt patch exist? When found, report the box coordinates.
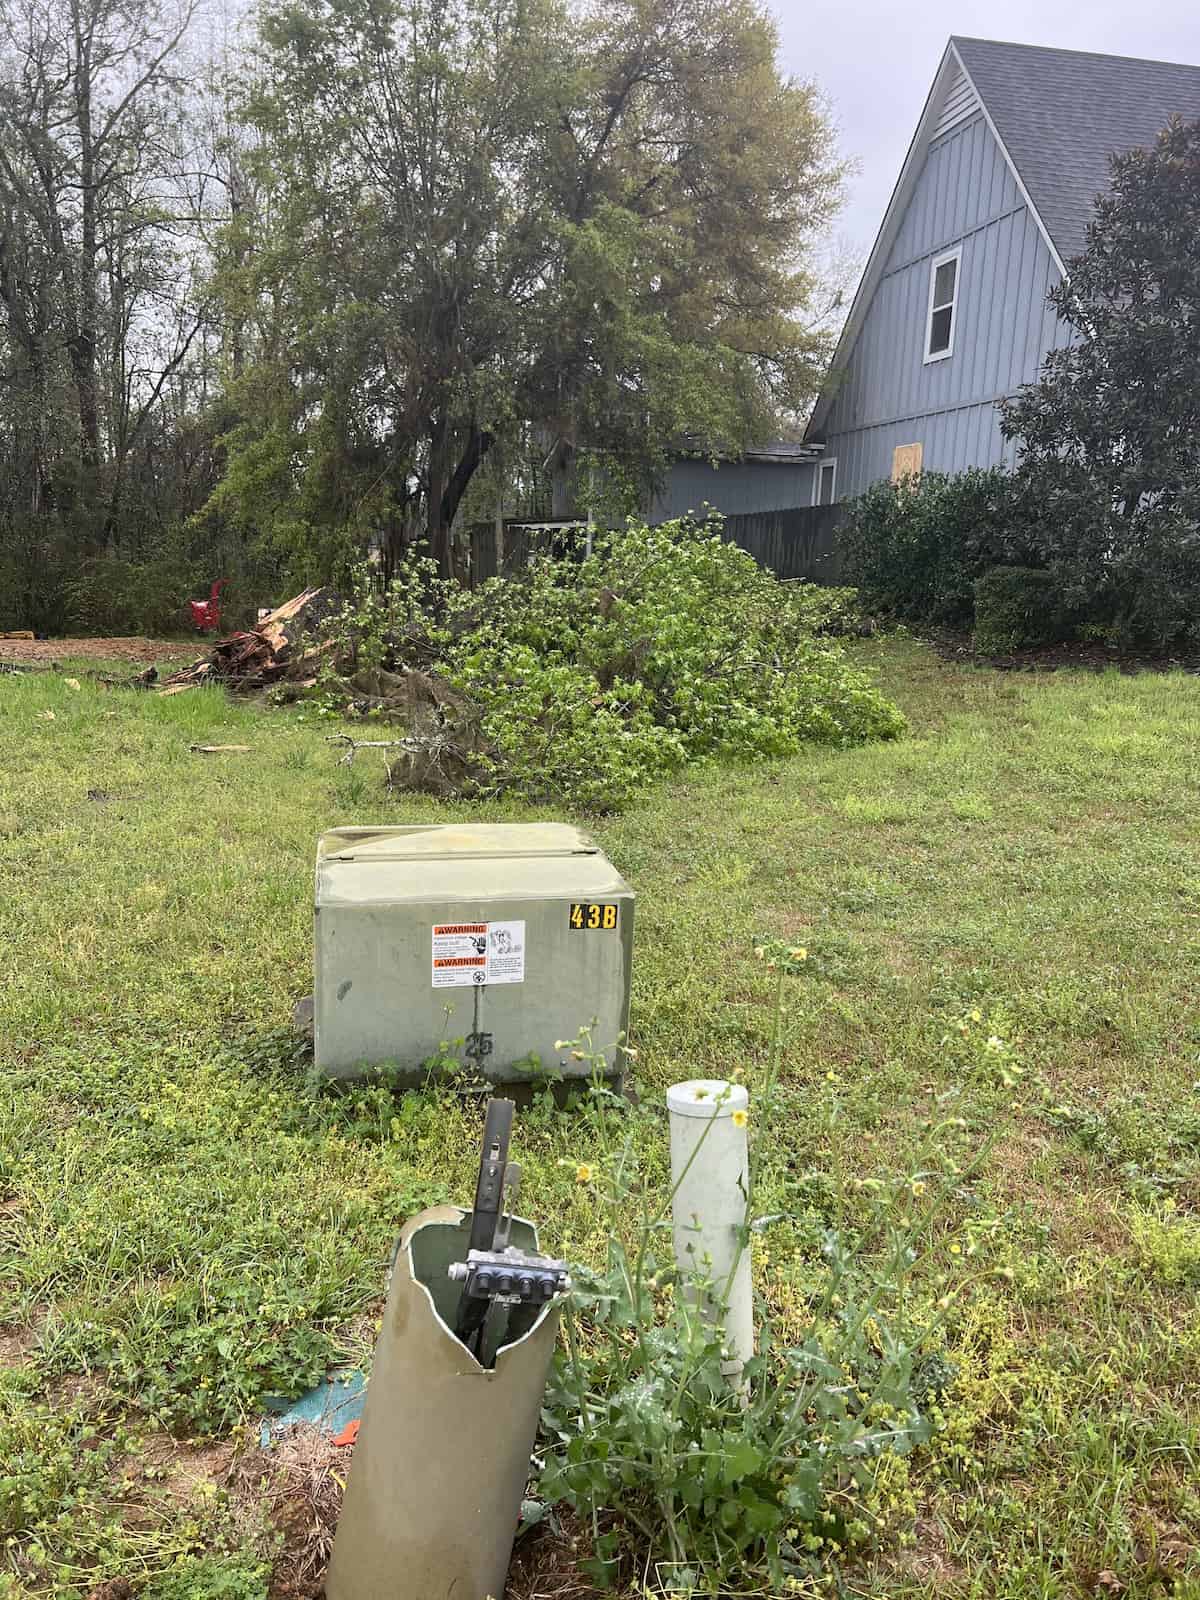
[0,636,199,664]
[931,632,1200,676]
[0,1323,36,1367]
[127,1433,237,1503]
[44,1370,114,1412]
[507,1509,603,1600]
[85,1580,133,1600]
[228,1425,348,1600]
[881,1511,967,1589]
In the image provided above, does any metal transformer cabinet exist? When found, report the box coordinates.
[313,823,634,1082]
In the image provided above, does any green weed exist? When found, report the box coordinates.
[0,640,1199,1594]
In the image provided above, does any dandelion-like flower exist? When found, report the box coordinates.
[969,1008,982,1023]
[911,1180,927,1197]
[789,946,808,962]
[731,1108,748,1129]
[575,1163,594,1184]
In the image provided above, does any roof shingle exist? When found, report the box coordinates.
[953,37,1200,264]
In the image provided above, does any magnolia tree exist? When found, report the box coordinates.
[1001,116,1200,646]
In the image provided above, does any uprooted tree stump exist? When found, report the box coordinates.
[162,584,488,796]
[328,667,487,795]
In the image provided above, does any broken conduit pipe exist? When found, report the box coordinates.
[667,1078,754,1383]
[326,1099,569,1600]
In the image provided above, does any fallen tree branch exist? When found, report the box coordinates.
[326,733,418,766]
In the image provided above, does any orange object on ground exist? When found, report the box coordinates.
[332,1418,361,1447]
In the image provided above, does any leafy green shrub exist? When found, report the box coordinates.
[140,1557,271,1600]
[999,118,1200,652]
[838,468,1029,628]
[325,518,906,809]
[64,550,199,636]
[972,566,1066,655]
[0,520,76,634]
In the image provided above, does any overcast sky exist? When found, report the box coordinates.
[772,0,1200,264]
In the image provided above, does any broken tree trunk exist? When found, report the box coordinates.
[161,587,340,693]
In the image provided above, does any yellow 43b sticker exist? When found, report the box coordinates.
[569,902,619,931]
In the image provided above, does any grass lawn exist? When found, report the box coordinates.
[2,638,1200,1599]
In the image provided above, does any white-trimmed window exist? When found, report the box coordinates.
[813,458,837,506]
[924,247,960,362]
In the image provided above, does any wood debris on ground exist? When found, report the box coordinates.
[161,587,341,694]
[159,585,489,795]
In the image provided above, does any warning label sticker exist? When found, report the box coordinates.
[431,921,525,988]
[485,920,525,986]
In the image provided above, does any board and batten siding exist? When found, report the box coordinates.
[649,456,815,521]
[819,111,1072,497]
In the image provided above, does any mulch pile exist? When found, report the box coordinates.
[932,632,1200,675]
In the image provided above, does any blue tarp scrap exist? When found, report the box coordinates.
[260,1368,367,1447]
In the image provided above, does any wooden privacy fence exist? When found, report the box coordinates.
[468,520,587,586]
[467,505,846,588]
[716,505,845,583]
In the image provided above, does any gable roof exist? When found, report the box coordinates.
[954,38,1200,265]
[806,36,1200,439]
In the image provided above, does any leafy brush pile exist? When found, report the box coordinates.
[320,519,904,809]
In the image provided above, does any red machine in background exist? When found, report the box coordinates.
[189,579,227,634]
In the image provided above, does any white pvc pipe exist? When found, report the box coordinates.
[666,1079,753,1378]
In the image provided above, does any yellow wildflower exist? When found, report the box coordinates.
[911,1180,927,1198]
[575,1163,594,1184]
[731,1108,748,1129]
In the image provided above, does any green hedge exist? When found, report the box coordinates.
[837,468,1028,628]
[973,565,1066,655]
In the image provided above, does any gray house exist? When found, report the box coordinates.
[650,440,823,522]
[660,37,1200,523]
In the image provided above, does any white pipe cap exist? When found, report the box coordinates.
[666,1079,749,1119]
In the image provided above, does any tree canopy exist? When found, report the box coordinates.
[0,0,845,617]
[1000,115,1200,643]
[207,0,844,579]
